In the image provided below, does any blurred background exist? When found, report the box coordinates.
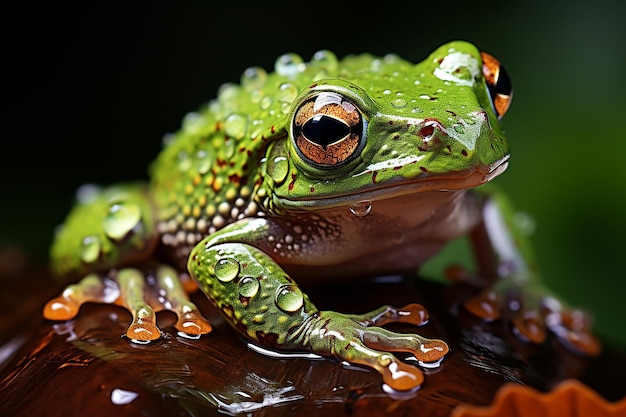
[2,2,625,351]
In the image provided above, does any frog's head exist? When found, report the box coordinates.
[264,41,512,211]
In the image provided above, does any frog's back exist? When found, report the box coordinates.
[149,50,424,265]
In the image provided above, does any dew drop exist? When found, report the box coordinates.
[275,53,305,77]
[239,276,260,298]
[196,150,212,174]
[392,98,407,108]
[224,113,248,140]
[217,83,240,104]
[267,155,289,184]
[275,284,303,312]
[177,150,192,172]
[453,123,465,134]
[214,258,240,282]
[276,82,298,104]
[310,50,338,72]
[80,235,101,263]
[182,111,207,134]
[260,95,273,110]
[241,66,268,91]
[103,201,141,241]
[349,200,372,217]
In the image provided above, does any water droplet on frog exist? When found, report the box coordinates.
[75,183,100,204]
[182,111,207,134]
[214,258,240,282]
[275,53,305,77]
[224,113,248,140]
[310,50,338,72]
[411,107,423,114]
[260,95,273,110]
[241,66,268,91]
[196,150,212,174]
[103,201,141,241]
[275,284,303,312]
[392,98,407,108]
[177,150,192,172]
[267,155,289,184]
[276,82,298,104]
[239,276,260,298]
[217,83,240,103]
[453,123,465,134]
[80,235,101,263]
[349,201,372,217]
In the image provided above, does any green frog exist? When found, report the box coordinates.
[44,41,599,392]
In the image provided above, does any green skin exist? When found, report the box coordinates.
[47,41,597,392]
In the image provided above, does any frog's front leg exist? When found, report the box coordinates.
[44,184,212,342]
[189,219,448,392]
[461,187,601,356]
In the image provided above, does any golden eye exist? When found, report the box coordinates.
[481,51,513,119]
[292,92,364,167]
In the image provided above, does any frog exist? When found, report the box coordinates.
[43,41,600,393]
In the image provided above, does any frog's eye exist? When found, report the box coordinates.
[292,92,364,167]
[480,51,513,119]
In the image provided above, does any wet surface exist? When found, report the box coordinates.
[1,267,624,416]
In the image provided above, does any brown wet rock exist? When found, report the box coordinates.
[1,268,624,416]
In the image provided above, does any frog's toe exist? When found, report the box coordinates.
[306,310,449,391]
[44,265,212,342]
[511,310,547,344]
[43,273,116,321]
[463,288,600,356]
[546,308,601,356]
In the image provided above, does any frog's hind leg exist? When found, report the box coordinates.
[44,265,212,342]
[462,187,601,356]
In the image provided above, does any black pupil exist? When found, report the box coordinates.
[302,114,350,149]
[492,65,512,97]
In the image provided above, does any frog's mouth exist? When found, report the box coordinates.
[276,154,510,210]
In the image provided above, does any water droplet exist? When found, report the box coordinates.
[177,150,192,172]
[453,123,465,134]
[196,150,212,174]
[75,184,100,204]
[275,53,305,77]
[182,111,207,134]
[239,276,260,298]
[276,82,298,103]
[110,388,139,405]
[241,66,268,91]
[349,201,372,217]
[275,284,303,312]
[80,235,101,263]
[260,95,273,110]
[103,201,141,241]
[217,83,240,103]
[411,107,423,114]
[267,155,289,184]
[214,258,240,282]
[224,113,248,139]
[310,50,338,72]
[392,98,407,108]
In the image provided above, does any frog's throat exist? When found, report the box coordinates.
[276,155,509,209]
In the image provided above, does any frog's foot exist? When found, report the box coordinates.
[43,264,212,342]
[299,305,449,392]
[463,281,601,356]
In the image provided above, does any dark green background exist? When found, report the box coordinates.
[3,2,625,350]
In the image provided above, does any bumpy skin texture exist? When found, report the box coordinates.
[45,41,599,392]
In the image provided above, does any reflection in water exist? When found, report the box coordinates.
[110,388,139,405]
